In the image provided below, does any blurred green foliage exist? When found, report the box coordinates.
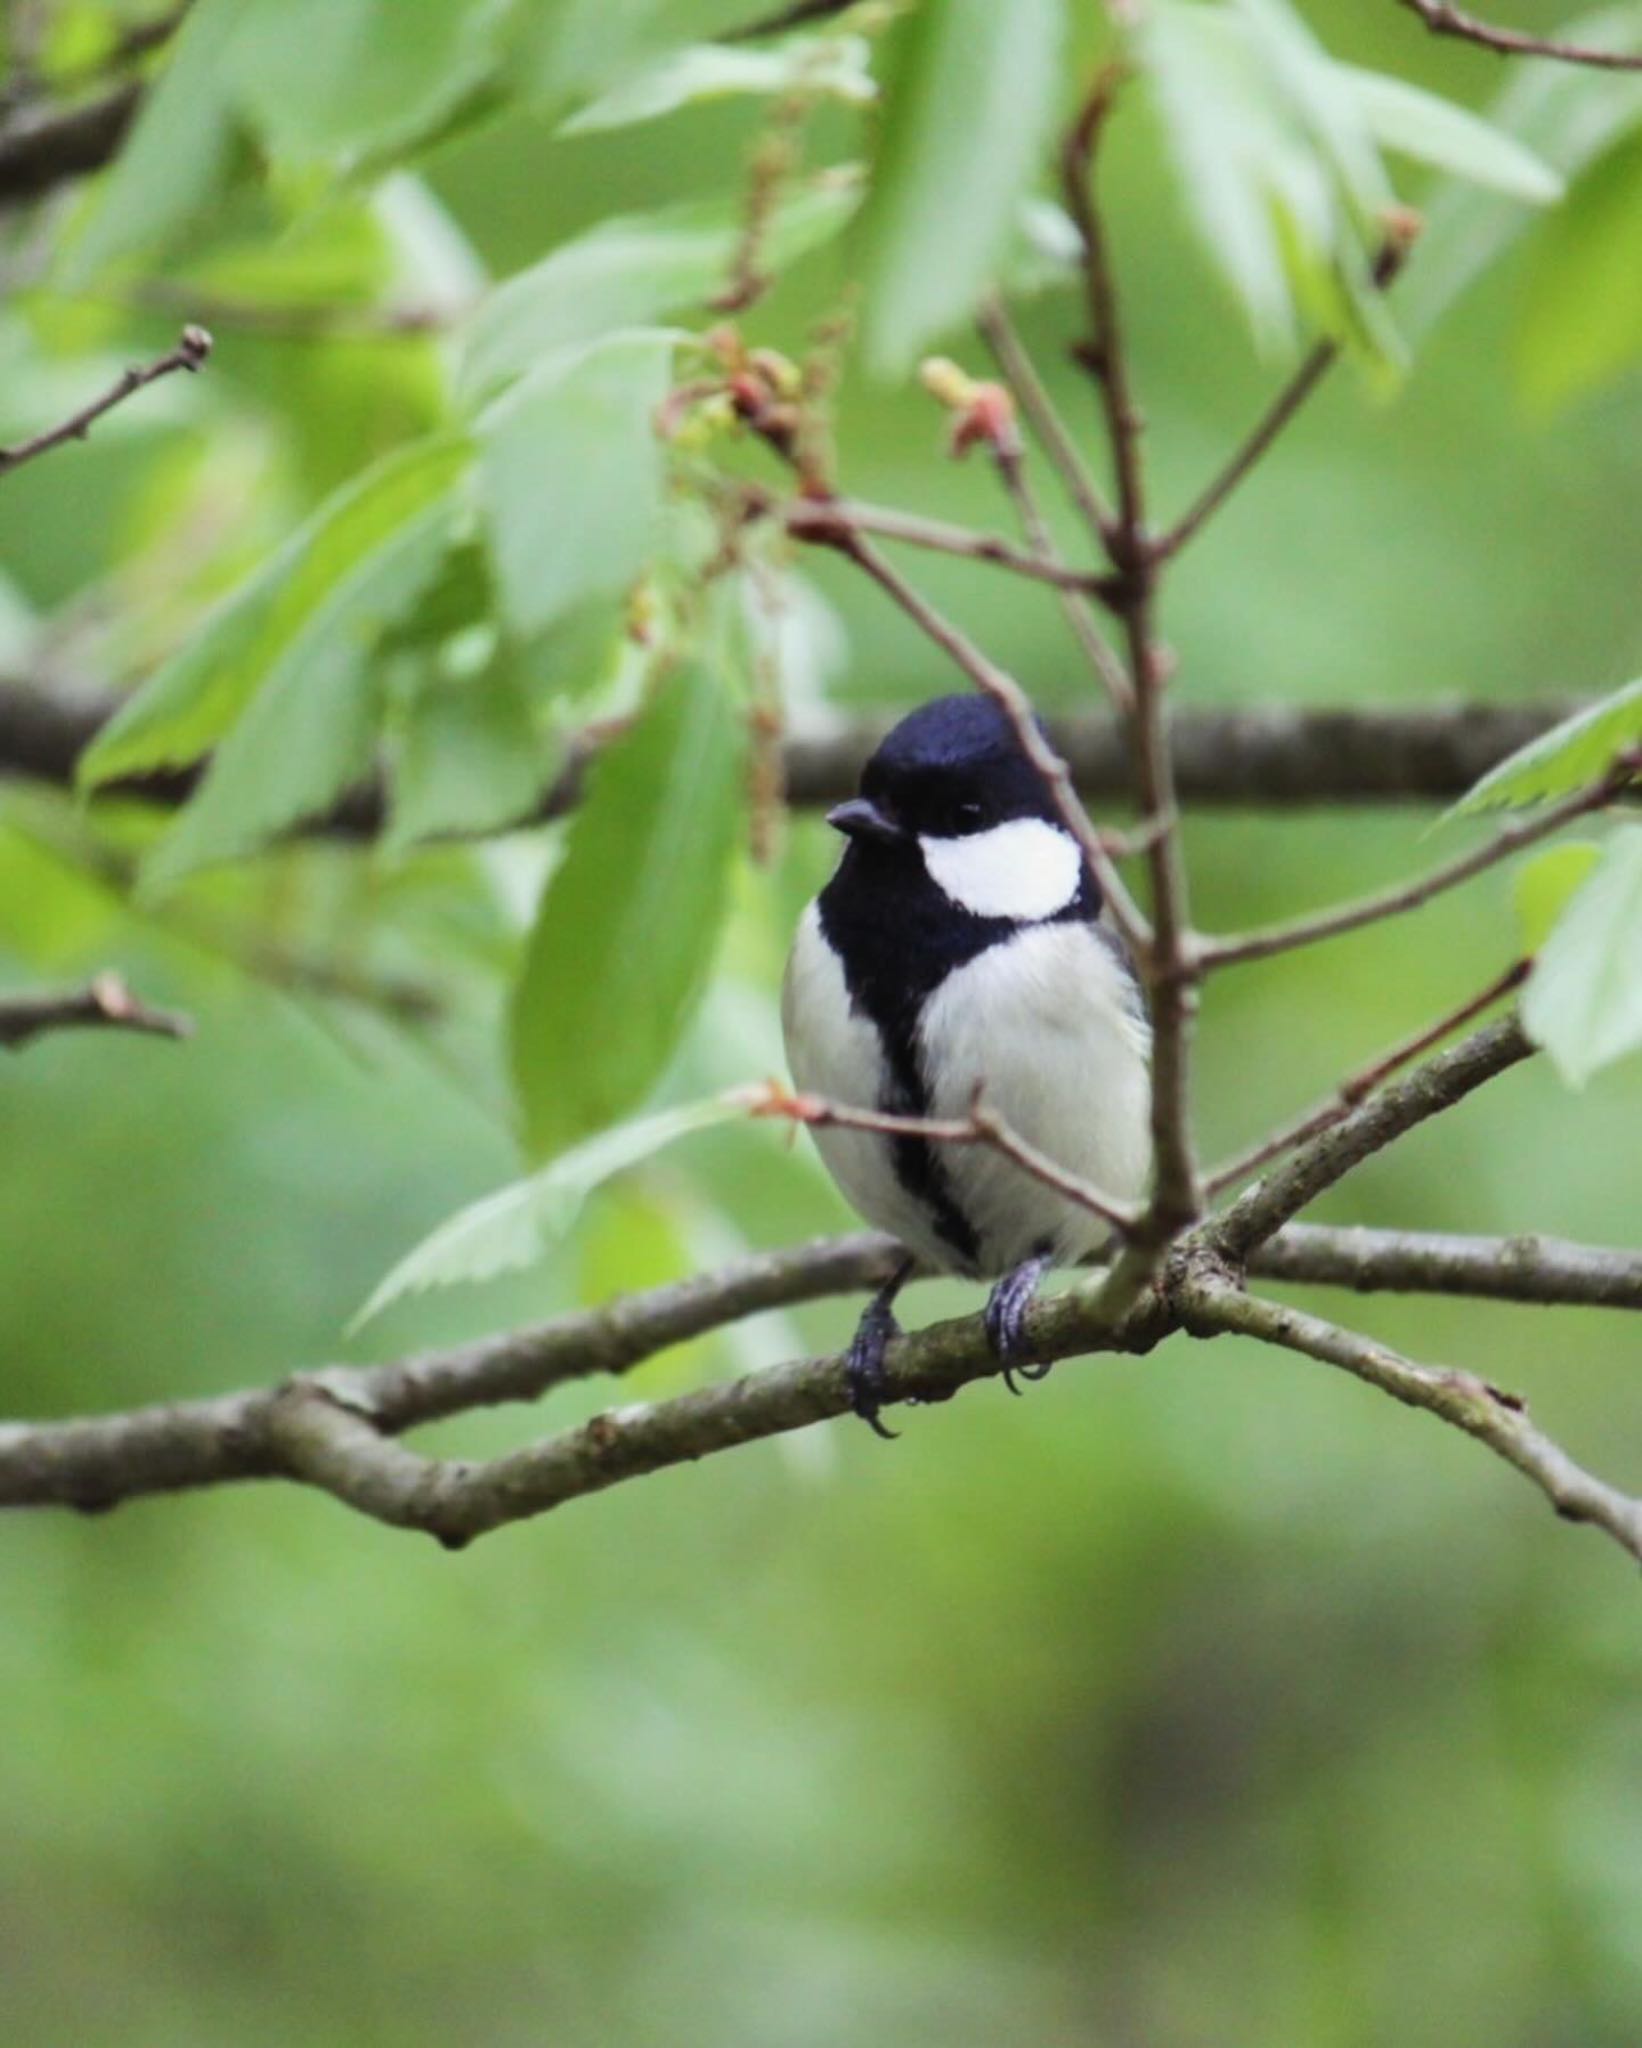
[3,1,1642,2043]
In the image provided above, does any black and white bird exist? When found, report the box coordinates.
[782,693,1153,1434]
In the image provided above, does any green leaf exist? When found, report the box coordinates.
[61,0,243,284]
[386,641,565,852]
[1404,5,1642,338]
[461,175,859,402]
[476,330,675,639]
[857,0,1064,377]
[81,437,472,790]
[1516,127,1642,409]
[560,35,875,136]
[1450,678,1642,816]
[509,663,745,1161]
[1343,66,1563,204]
[1513,841,1603,951]
[1523,827,1642,1084]
[1143,0,1399,367]
[353,1093,750,1325]
[141,488,464,892]
[229,0,512,165]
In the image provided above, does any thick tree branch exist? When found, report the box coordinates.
[0,81,140,205]
[1179,1274,1642,1566]
[1255,1222,1642,1309]
[0,677,1602,821]
[3,1210,1638,1546]
[1396,0,1642,68]
[0,971,192,1050]
[0,325,212,480]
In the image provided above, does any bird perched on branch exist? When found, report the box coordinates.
[782,693,1152,1434]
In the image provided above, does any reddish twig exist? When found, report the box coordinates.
[1205,958,1531,1195]
[0,325,212,481]
[783,496,1115,598]
[753,1083,1141,1233]
[1397,0,1642,69]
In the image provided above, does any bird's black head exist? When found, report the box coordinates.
[826,694,1056,848]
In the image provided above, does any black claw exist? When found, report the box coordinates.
[984,1251,1055,1385]
[844,1256,915,1439]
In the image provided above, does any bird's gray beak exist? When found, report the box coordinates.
[826,797,907,846]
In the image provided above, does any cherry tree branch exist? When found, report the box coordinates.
[1396,0,1642,68]
[3,1206,1637,1549]
[0,971,192,1050]
[0,326,212,480]
[1177,1273,1642,1566]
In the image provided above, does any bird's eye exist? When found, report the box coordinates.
[951,799,986,834]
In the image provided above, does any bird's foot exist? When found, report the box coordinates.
[845,1258,915,1439]
[985,1250,1055,1393]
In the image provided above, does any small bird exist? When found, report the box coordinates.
[782,693,1153,1434]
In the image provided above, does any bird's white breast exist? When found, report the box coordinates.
[919,817,1082,922]
[917,920,1151,1270]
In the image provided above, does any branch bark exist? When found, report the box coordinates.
[3,1211,1638,1549]
[0,677,1601,819]
[0,81,140,206]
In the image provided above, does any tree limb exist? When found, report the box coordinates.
[1178,1273,1642,1566]
[3,1209,1638,1546]
[0,675,1603,821]
[0,81,140,206]
[0,971,192,1050]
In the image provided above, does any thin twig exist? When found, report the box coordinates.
[1154,236,1413,562]
[976,292,1116,552]
[1179,1274,1642,1567]
[756,1083,1140,1234]
[1397,0,1642,68]
[981,409,1135,716]
[1062,68,1202,1239]
[1205,958,1530,1194]
[783,496,1115,598]
[1208,1011,1533,1262]
[0,325,212,480]
[0,971,192,1050]
[1199,757,1636,971]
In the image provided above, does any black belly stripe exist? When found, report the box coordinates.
[876,1025,981,1273]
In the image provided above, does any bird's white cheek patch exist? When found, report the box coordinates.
[920,818,1082,922]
